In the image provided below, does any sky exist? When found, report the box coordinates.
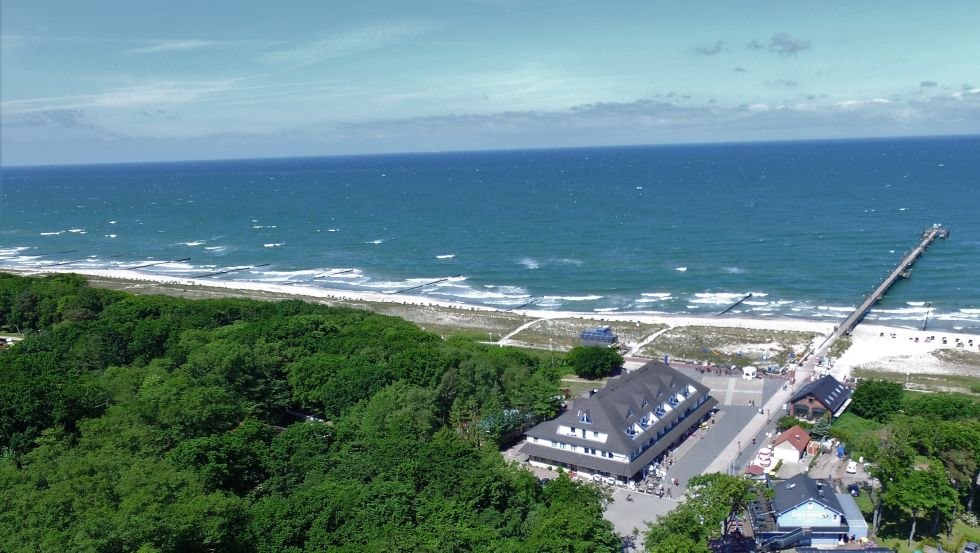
[2,1,979,166]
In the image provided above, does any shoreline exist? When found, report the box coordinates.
[4,267,980,390]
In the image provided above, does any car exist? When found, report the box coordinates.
[846,460,858,474]
[962,541,979,553]
[847,483,860,497]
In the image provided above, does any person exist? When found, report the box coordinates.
[626,493,633,502]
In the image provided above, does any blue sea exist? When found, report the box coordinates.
[2,136,979,331]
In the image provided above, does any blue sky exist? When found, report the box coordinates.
[2,1,979,165]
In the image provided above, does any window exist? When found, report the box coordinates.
[625,407,634,418]
[578,410,592,424]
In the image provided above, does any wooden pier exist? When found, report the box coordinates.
[814,225,949,357]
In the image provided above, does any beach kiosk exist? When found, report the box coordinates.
[742,366,758,380]
[580,326,618,347]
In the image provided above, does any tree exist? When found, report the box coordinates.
[850,379,904,422]
[565,346,623,380]
[883,460,959,546]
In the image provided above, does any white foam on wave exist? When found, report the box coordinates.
[0,246,32,258]
[542,295,604,301]
[105,234,117,238]
[906,301,926,307]
[436,254,455,259]
[593,307,619,312]
[724,267,745,274]
[675,267,687,272]
[204,246,226,252]
[68,228,85,234]
[742,300,769,306]
[366,239,384,245]
[41,231,65,236]
[960,308,980,314]
[519,257,540,270]
[641,292,672,299]
[264,243,284,248]
[183,241,205,246]
[108,220,116,224]
[554,258,583,266]
[816,305,855,313]
[690,292,746,305]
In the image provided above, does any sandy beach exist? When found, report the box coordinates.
[5,267,980,392]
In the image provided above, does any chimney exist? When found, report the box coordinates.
[816,480,824,495]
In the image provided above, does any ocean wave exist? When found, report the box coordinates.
[264,243,284,248]
[519,257,540,270]
[875,307,929,315]
[68,228,85,234]
[366,239,384,245]
[724,267,745,274]
[204,246,226,252]
[183,241,206,246]
[959,308,980,314]
[816,306,855,313]
[108,220,116,224]
[436,254,455,259]
[542,295,604,301]
[641,292,672,299]
[0,246,31,257]
[593,307,619,312]
[906,301,926,307]
[105,234,117,238]
[40,231,65,236]
[689,292,747,305]
[675,267,687,272]
[553,258,583,266]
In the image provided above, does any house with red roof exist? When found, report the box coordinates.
[772,425,810,464]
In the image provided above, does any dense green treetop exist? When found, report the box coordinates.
[565,346,623,380]
[0,273,619,552]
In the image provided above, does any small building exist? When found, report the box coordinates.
[772,425,810,464]
[520,360,717,482]
[789,375,852,420]
[579,326,618,347]
[749,474,868,549]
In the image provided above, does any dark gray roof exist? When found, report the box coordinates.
[790,375,851,413]
[772,474,844,517]
[521,398,716,478]
[521,361,717,477]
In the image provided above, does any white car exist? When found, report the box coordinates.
[846,460,858,474]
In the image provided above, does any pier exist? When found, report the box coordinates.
[815,225,949,356]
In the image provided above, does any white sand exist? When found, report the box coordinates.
[836,323,980,377]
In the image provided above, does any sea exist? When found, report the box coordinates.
[2,136,979,332]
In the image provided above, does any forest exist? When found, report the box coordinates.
[0,273,620,552]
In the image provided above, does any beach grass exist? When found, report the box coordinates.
[508,318,666,350]
[640,325,819,367]
[852,366,980,394]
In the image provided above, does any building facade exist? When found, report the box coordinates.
[789,375,853,420]
[520,361,717,482]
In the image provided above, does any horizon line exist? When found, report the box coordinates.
[3,132,978,170]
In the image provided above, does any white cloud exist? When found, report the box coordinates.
[259,20,441,68]
[126,40,220,54]
[1,78,245,114]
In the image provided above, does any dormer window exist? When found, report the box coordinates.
[578,410,592,424]
[656,386,662,397]
[625,407,634,418]
[641,398,649,408]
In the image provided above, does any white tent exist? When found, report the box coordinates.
[742,366,757,380]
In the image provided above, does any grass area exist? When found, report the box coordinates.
[875,517,980,553]
[509,318,665,350]
[852,367,980,395]
[640,325,819,368]
[560,375,610,399]
[828,334,853,359]
[830,413,882,456]
[932,347,980,370]
[852,491,874,518]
